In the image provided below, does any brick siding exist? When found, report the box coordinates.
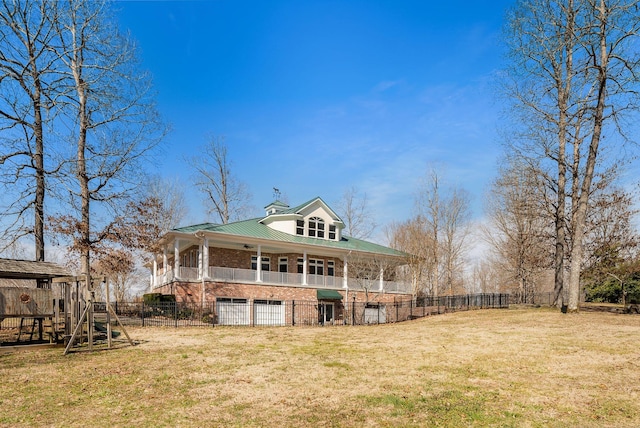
[159,247,345,277]
[154,280,405,305]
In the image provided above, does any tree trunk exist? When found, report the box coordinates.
[553,111,567,308]
[33,72,45,262]
[567,0,608,312]
[73,54,91,286]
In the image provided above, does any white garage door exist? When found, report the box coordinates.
[254,300,285,326]
[216,298,250,325]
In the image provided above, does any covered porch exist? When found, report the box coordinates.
[149,236,412,295]
[152,264,412,294]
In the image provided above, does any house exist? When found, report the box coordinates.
[149,197,413,325]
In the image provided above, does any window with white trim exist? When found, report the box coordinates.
[329,225,337,240]
[309,258,324,275]
[251,256,270,271]
[297,258,304,274]
[296,220,304,236]
[182,249,199,268]
[308,217,325,238]
[254,299,282,305]
[217,297,247,304]
[327,260,335,276]
[279,257,288,273]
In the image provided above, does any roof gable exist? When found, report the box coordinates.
[260,196,343,224]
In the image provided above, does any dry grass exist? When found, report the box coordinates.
[2,307,640,427]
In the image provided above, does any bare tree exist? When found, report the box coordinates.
[483,159,554,303]
[414,169,442,296]
[441,186,472,295]
[51,0,165,283]
[469,259,502,294]
[190,135,252,224]
[0,0,62,261]
[387,168,471,297]
[335,187,376,240]
[503,0,640,311]
[93,247,140,301]
[346,253,391,305]
[581,187,639,290]
[415,168,471,296]
[52,178,184,299]
[386,218,435,297]
[139,176,188,240]
[114,178,187,256]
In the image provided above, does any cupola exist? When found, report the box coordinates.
[264,200,290,216]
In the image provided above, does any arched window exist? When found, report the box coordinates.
[308,217,325,238]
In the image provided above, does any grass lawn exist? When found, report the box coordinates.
[1,307,639,427]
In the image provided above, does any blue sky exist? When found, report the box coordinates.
[117,0,515,232]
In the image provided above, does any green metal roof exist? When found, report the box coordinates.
[173,217,406,258]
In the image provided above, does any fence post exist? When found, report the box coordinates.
[352,297,355,326]
[141,302,145,327]
[174,302,178,328]
[210,302,215,327]
[292,300,295,326]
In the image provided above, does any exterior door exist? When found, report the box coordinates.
[318,302,334,325]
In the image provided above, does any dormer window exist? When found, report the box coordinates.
[309,217,324,238]
[261,198,343,240]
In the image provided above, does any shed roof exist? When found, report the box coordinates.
[0,258,70,280]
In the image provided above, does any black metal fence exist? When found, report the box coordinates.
[102,293,510,328]
[0,293,510,343]
[508,291,568,306]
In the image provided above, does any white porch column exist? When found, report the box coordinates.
[256,245,262,283]
[198,242,203,279]
[163,245,168,283]
[379,266,384,292]
[343,256,348,289]
[203,238,209,279]
[152,259,158,290]
[302,250,308,286]
[174,238,180,280]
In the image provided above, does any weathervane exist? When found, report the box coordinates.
[273,187,281,200]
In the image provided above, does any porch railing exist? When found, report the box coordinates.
[180,267,199,281]
[261,271,303,285]
[153,265,412,294]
